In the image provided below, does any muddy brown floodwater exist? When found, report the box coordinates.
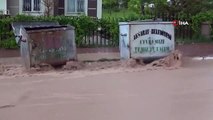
[0,57,213,120]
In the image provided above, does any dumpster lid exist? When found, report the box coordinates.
[24,25,75,34]
[11,21,59,36]
[24,25,75,31]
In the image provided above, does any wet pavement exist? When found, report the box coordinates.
[0,58,213,120]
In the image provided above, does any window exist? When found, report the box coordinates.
[67,0,84,13]
[23,0,41,12]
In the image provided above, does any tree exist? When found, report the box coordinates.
[103,0,132,9]
[103,0,117,9]
[104,0,213,16]
[168,0,213,15]
[143,0,213,16]
[128,0,142,14]
[153,0,168,14]
[118,0,124,9]
[128,0,167,15]
[199,0,213,12]
[42,0,57,16]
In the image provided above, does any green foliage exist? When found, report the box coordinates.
[2,12,213,49]
[153,0,168,14]
[103,9,140,18]
[0,38,18,49]
[128,0,142,14]
[103,0,118,10]
[0,15,100,48]
[97,14,153,46]
[103,0,131,10]
[192,11,213,32]
[104,0,213,17]
[0,15,153,49]
[168,0,213,15]
[176,34,213,45]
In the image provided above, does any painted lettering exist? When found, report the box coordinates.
[134,46,170,54]
[35,47,67,61]
[151,29,172,40]
[140,39,165,45]
[133,29,149,40]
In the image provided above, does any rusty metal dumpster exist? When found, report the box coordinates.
[12,22,60,44]
[119,21,175,61]
[12,22,76,69]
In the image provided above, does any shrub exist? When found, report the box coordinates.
[192,11,213,32]
[0,15,152,49]
[0,37,18,49]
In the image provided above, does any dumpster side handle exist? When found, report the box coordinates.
[15,35,26,43]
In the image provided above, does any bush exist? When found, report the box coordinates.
[0,15,152,49]
[0,37,18,49]
[192,11,213,32]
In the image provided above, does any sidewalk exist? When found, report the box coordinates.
[0,53,120,64]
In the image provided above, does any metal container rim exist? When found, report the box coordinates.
[119,22,174,25]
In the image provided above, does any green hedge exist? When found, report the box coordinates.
[192,11,213,40]
[1,13,213,49]
[0,15,152,49]
[0,15,100,48]
[192,11,213,32]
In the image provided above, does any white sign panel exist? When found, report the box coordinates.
[119,22,130,59]
[130,23,175,59]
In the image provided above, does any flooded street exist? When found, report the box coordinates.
[0,58,213,120]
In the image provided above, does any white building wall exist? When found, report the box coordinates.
[7,0,19,16]
[97,0,102,19]
[0,0,7,14]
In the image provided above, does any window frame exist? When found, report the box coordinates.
[66,0,85,13]
[22,0,41,12]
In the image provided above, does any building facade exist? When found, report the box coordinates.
[6,0,102,18]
